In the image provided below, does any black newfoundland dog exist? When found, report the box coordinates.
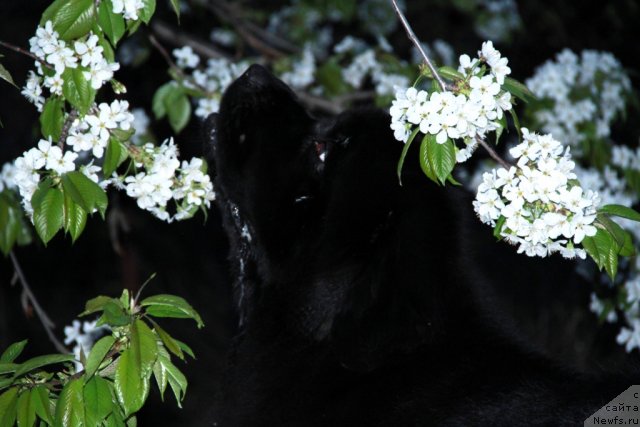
[203,64,631,426]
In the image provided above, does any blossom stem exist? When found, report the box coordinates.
[389,0,447,92]
[9,250,69,354]
[0,40,52,70]
[475,136,511,169]
[59,109,78,149]
[148,34,210,94]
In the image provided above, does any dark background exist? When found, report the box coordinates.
[1,0,640,424]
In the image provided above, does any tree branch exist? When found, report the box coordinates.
[0,40,52,70]
[151,21,230,60]
[9,251,69,354]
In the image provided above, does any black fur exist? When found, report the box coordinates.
[204,65,631,426]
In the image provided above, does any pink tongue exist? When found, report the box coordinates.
[315,141,327,162]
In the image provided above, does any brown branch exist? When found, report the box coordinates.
[389,0,447,92]
[0,40,52,70]
[59,110,78,149]
[9,251,68,354]
[148,34,210,94]
[475,136,511,169]
[151,21,230,60]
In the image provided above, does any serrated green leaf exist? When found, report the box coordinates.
[141,294,204,328]
[99,301,130,327]
[30,386,52,425]
[396,127,419,185]
[54,378,84,427]
[152,357,168,401]
[84,376,113,426]
[0,62,18,89]
[418,134,438,183]
[103,138,127,177]
[426,137,456,185]
[156,346,187,407]
[0,340,27,363]
[98,0,125,45]
[62,191,87,243]
[114,349,145,417]
[80,295,113,316]
[97,32,115,62]
[62,67,95,115]
[40,97,65,141]
[597,214,627,249]
[619,231,636,257]
[173,339,195,359]
[150,320,183,360]
[31,185,64,246]
[84,335,115,381]
[60,171,108,217]
[13,354,75,379]
[599,204,640,222]
[166,92,191,134]
[582,228,618,280]
[508,108,522,140]
[139,0,156,24]
[0,387,18,427]
[17,389,36,427]
[41,0,96,40]
[130,320,158,379]
[104,411,126,427]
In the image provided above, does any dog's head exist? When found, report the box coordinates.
[207,65,465,369]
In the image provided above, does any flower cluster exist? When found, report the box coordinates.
[281,44,316,89]
[526,49,631,147]
[112,0,145,21]
[173,48,249,119]
[67,100,135,160]
[120,138,215,222]
[341,47,410,97]
[23,22,119,111]
[390,41,512,162]
[63,318,109,372]
[474,128,600,259]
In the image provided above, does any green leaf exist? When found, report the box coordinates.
[0,62,18,88]
[155,346,187,407]
[598,204,640,222]
[619,231,636,257]
[174,339,195,359]
[0,193,24,255]
[315,59,348,97]
[582,228,618,281]
[0,377,13,391]
[60,171,108,217]
[426,137,456,185]
[31,185,64,246]
[141,294,204,328]
[84,335,115,380]
[396,127,419,185]
[502,77,536,103]
[41,0,97,40]
[418,134,438,183]
[98,0,126,45]
[104,411,126,427]
[130,320,158,379]
[152,357,168,401]
[152,83,174,119]
[103,138,127,177]
[80,295,113,316]
[84,376,113,426]
[493,216,506,239]
[0,387,18,427]
[150,320,183,360]
[40,97,65,141]
[62,67,96,115]
[114,349,145,417]
[139,0,156,24]
[166,91,191,134]
[597,215,627,249]
[30,386,53,425]
[62,191,87,243]
[169,0,180,21]
[99,301,130,327]
[0,363,18,375]
[17,390,36,427]
[0,340,27,363]
[13,354,75,379]
[54,378,84,427]
[508,109,522,140]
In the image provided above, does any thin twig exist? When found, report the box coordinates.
[389,0,447,92]
[151,21,230,60]
[0,40,52,70]
[148,34,209,93]
[476,136,511,169]
[9,251,69,354]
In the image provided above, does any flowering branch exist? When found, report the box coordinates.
[9,250,68,354]
[0,40,52,70]
[148,34,209,93]
[476,136,510,169]
[58,109,78,149]
[151,21,230,60]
